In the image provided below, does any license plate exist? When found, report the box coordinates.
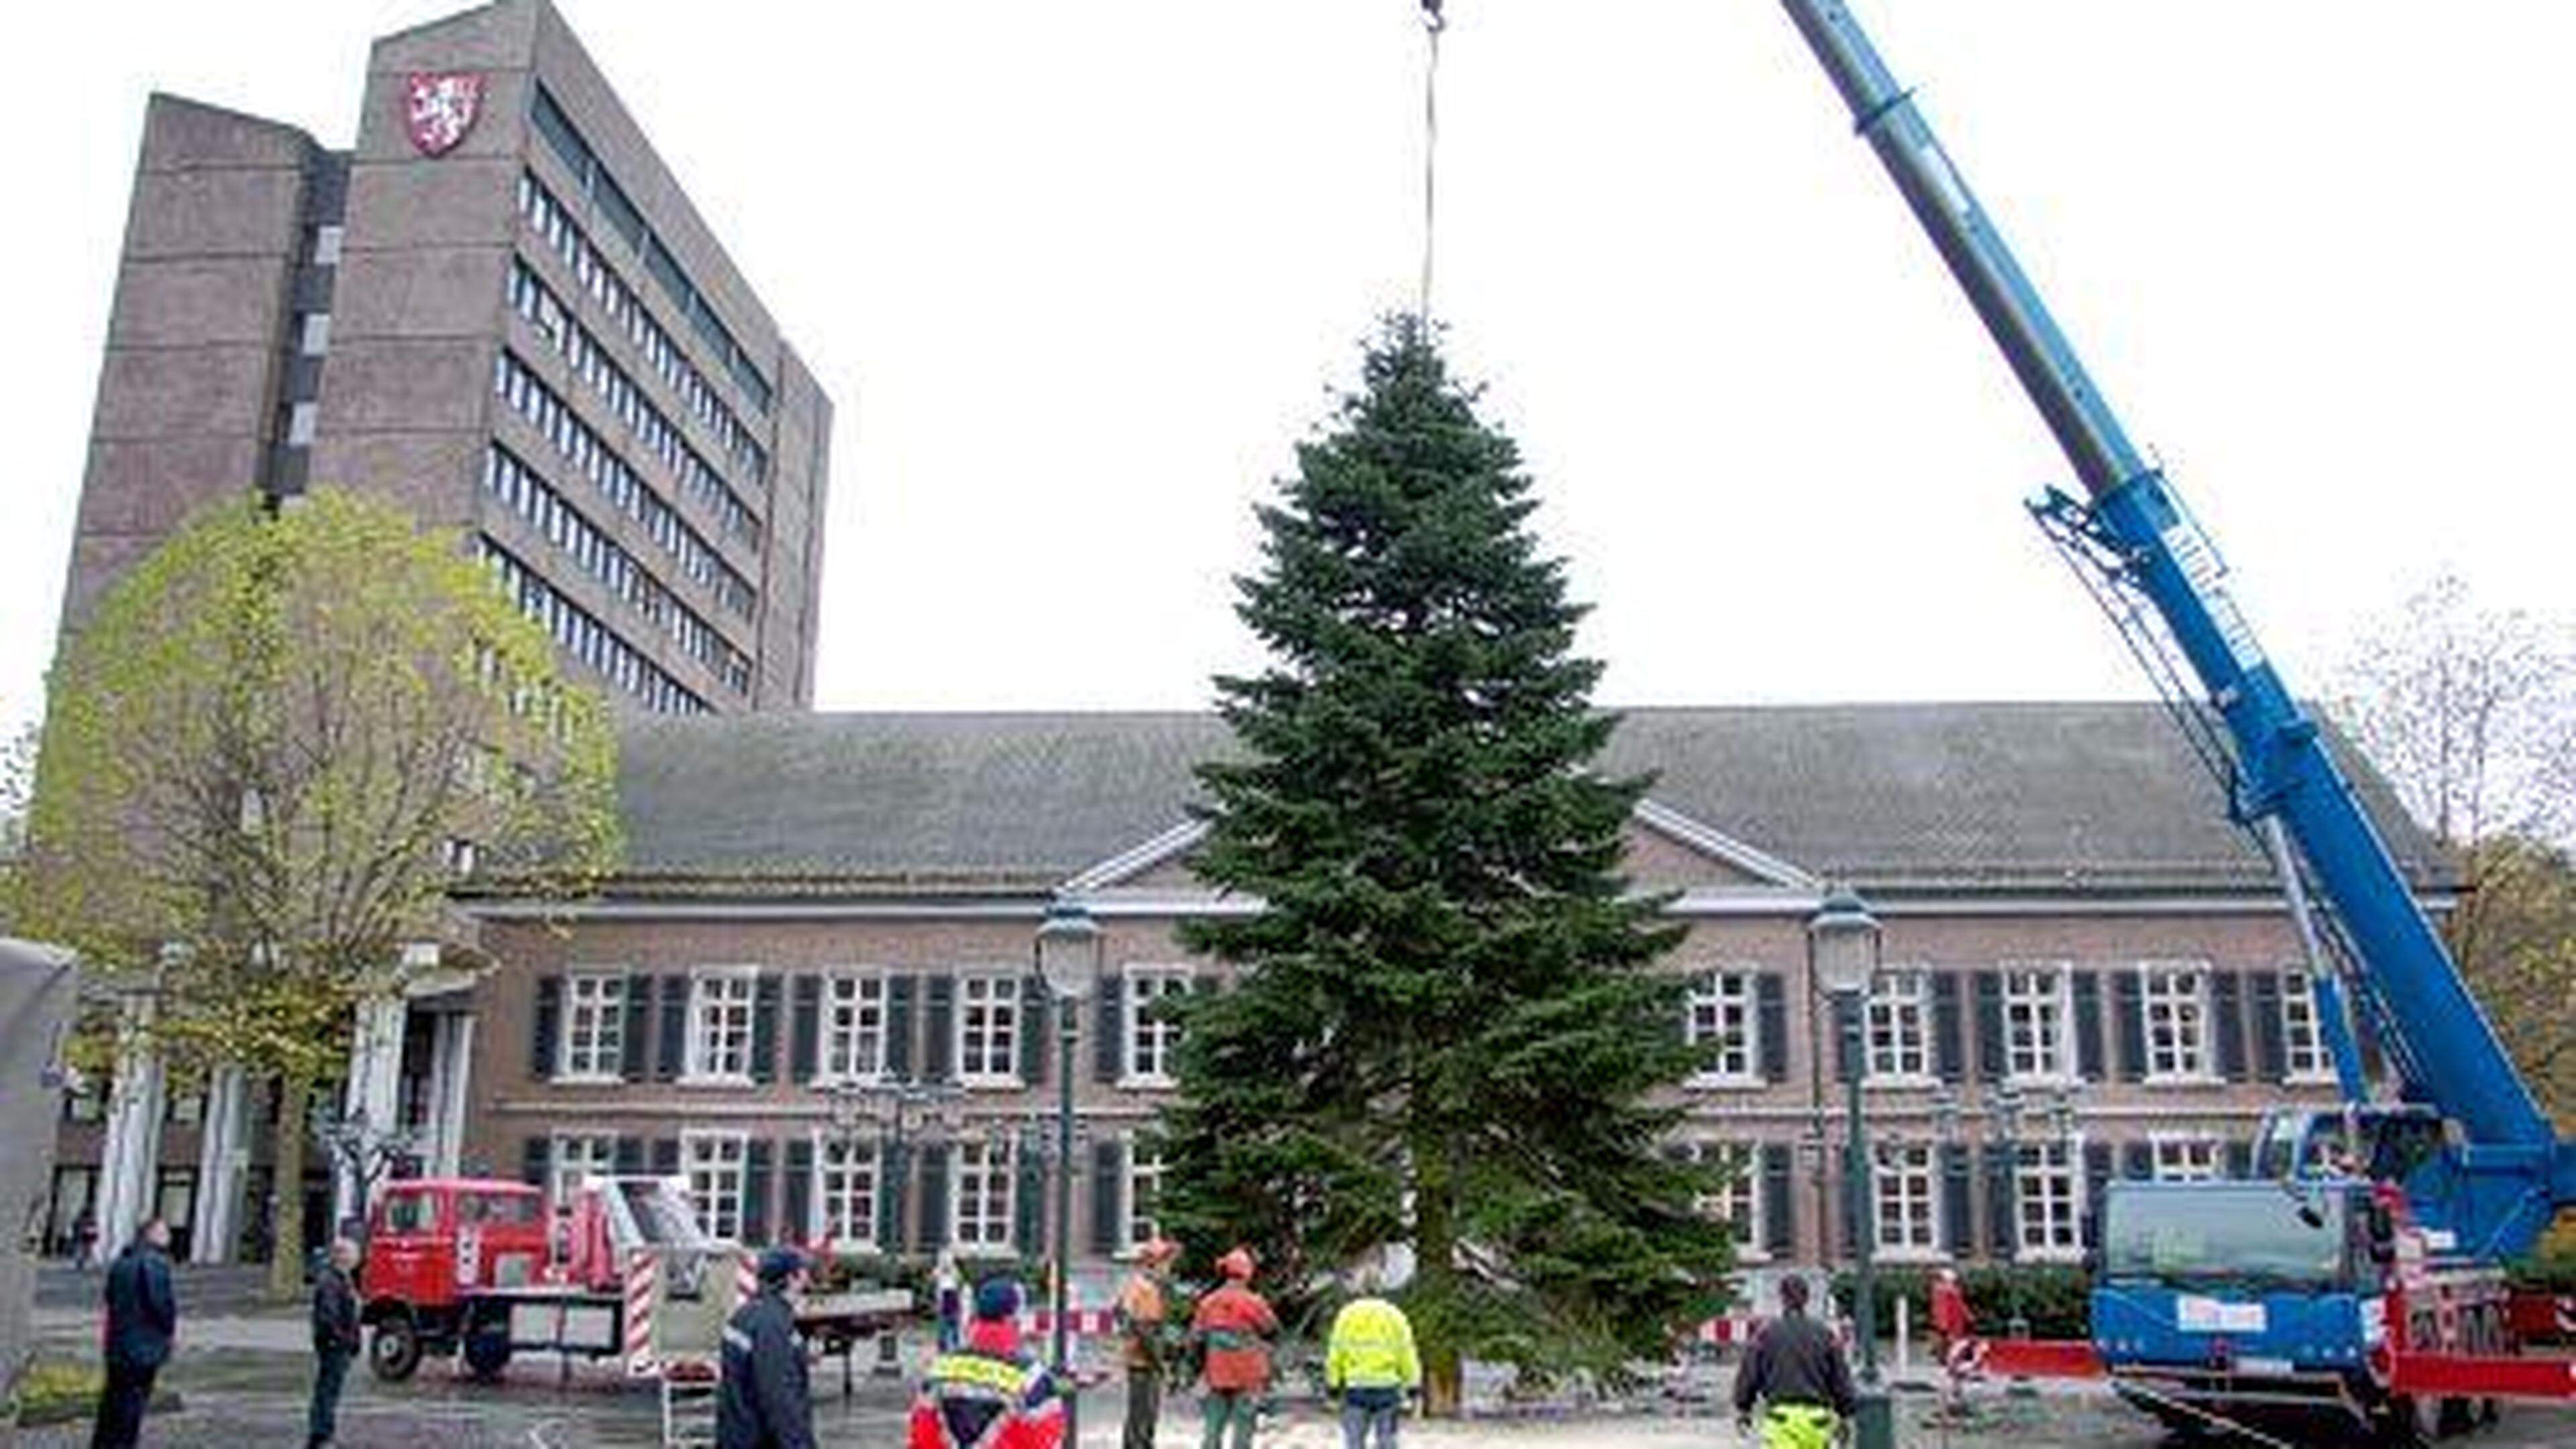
[2235,1356,2292,1377]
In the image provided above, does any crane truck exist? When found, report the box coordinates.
[1777,2,2576,1442]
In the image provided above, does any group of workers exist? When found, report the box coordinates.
[715,1238,1423,1449]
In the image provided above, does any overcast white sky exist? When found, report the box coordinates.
[6,1,2571,741]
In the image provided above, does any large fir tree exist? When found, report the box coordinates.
[1157,318,1733,1401]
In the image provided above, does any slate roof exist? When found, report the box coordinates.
[599,703,2451,898]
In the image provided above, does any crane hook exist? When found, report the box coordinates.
[1421,0,1445,34]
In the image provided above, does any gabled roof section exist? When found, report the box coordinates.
[594,704,2454,900]
[1630,799,1821,889]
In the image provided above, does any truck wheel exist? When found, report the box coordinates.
[463,1324,514,1382]
[2377,1393,2437,1448]
[369,1318,423,1383]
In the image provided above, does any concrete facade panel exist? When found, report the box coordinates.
[107,258,292,347]
[330,245,509,339]
[121,169,305,260]
[304,429,484,531]
[316,337,493,433]
[138,93,315,172]
[343,157,521,252]
[89,345,274,439]
[76,438,263,535]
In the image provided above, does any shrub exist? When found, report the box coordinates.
[1831,1263,2093,1340]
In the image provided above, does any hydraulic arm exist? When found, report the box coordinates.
[1776,0,2568,1258]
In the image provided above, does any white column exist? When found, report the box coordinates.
[190,1066,249,1265]
[334,992,408,1232]
[435,1011,476,1177]
[94,987,165,1267]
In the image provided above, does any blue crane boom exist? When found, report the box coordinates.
[1774,0,2568,1260]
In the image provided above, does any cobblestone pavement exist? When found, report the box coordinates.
[21,1307,2576,1448]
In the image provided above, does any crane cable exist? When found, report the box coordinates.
[1418,0,1446,323]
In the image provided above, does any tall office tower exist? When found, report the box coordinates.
[61,0,831,712]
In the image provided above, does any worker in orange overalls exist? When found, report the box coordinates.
[1190,1246,1279,1449]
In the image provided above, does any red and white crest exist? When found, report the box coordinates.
[403,71,485,157]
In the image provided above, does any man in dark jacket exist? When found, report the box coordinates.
[307,1237,364,1447]
[718,1246,815,1449]
[91,1217,176,1449]
[1731,1274,1857,1449]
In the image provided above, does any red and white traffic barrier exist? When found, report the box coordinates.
[623,1250,659,1375]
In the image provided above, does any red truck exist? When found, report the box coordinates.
[359,1174,910,1388]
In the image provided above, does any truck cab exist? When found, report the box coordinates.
[359,1178,551,1380]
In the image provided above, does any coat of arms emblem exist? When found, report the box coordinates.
[404,72,485,157]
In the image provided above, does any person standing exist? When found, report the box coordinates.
[932,1248,965,1353]
[1929,1265,1976,1415]
[307,1237,363,1447]
[91,1217,175,1449]
[1190,1246,1278,1449]
[1114,1238,1181,1449]
[909,1277,1064,1449]
[1731,1275,1857,1449]
[718,1246,816,1449]
[1324,1270,1421,1449]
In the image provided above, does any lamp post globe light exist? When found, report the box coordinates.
[1808,885,1893,1449]
[1034,897,1104,1444]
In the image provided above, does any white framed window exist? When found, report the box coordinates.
[299,312,332,356]
[2141,963,2213,1082]
[1866,968,1933,1083]
[558,972,625,1081]
[2014,1139,2084,1261]
[2281,971,2336,1083]
[814,1136,878,1250]
[1124,969,1190,1085]
[1874,1142,1941,1260]
[1125,1143,1165,1251]
[952,1140,1015,1253]
[2002,966,2073,1083]
[820,973,889,1083]
[286,400,319,446]
[682,1131,747,1242]
[1678,1141,1766,1263]
[549,1132,616,1207]
[955,973,1020,1085]
[684,968,757,1083]
[2149,1134,2223,1183]
[1685,970,1758,1085]
[311,224,345,266]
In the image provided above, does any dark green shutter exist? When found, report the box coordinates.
[1974,971,2003,1083]
[743,1139,773,1244]
[1933,972,1964,1083]
[2225,1139,2254,1179]
[916,1149,949,1254]
[751,973,782,1084]
[651,1138,679,1175]
[1020,976,1051,1086]
[1013,1138,1044,1256]
[2113,969,2145,1082]
[621,973,653,1081]
[521,1136,549,1187]
[879,1141,906,1249]
[2251,971,2286,1082]
[1091,1139,1126,1256]
[2122,1141,2152,1180]
[784,1138,813,1246]
[531,975,561,1081]
[888,975,917,1080]
[790,975,821,1082]
[2212,971,2248,1081]
[1984,1144,2017,1260]
[1761,1144,1794,1258]
[2084,1142,2112,1249]
[924,976,955,1083]
[1830,993,1858,1084]
[2072,971,2104,1079]
[1757,973,1788,1082]
[614,1138,645,1174]
[656,974,687,1081]
[1941,1143,1974,1258]
[1096,975,1126,1083]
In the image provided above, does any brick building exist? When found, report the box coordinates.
[60,0,831,714]
[435,702,2438,1277]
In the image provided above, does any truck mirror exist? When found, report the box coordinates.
[2367,1201,2396,1265]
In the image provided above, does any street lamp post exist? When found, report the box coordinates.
[1809,886,1892,1449]
[1035,898,1104,1446]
